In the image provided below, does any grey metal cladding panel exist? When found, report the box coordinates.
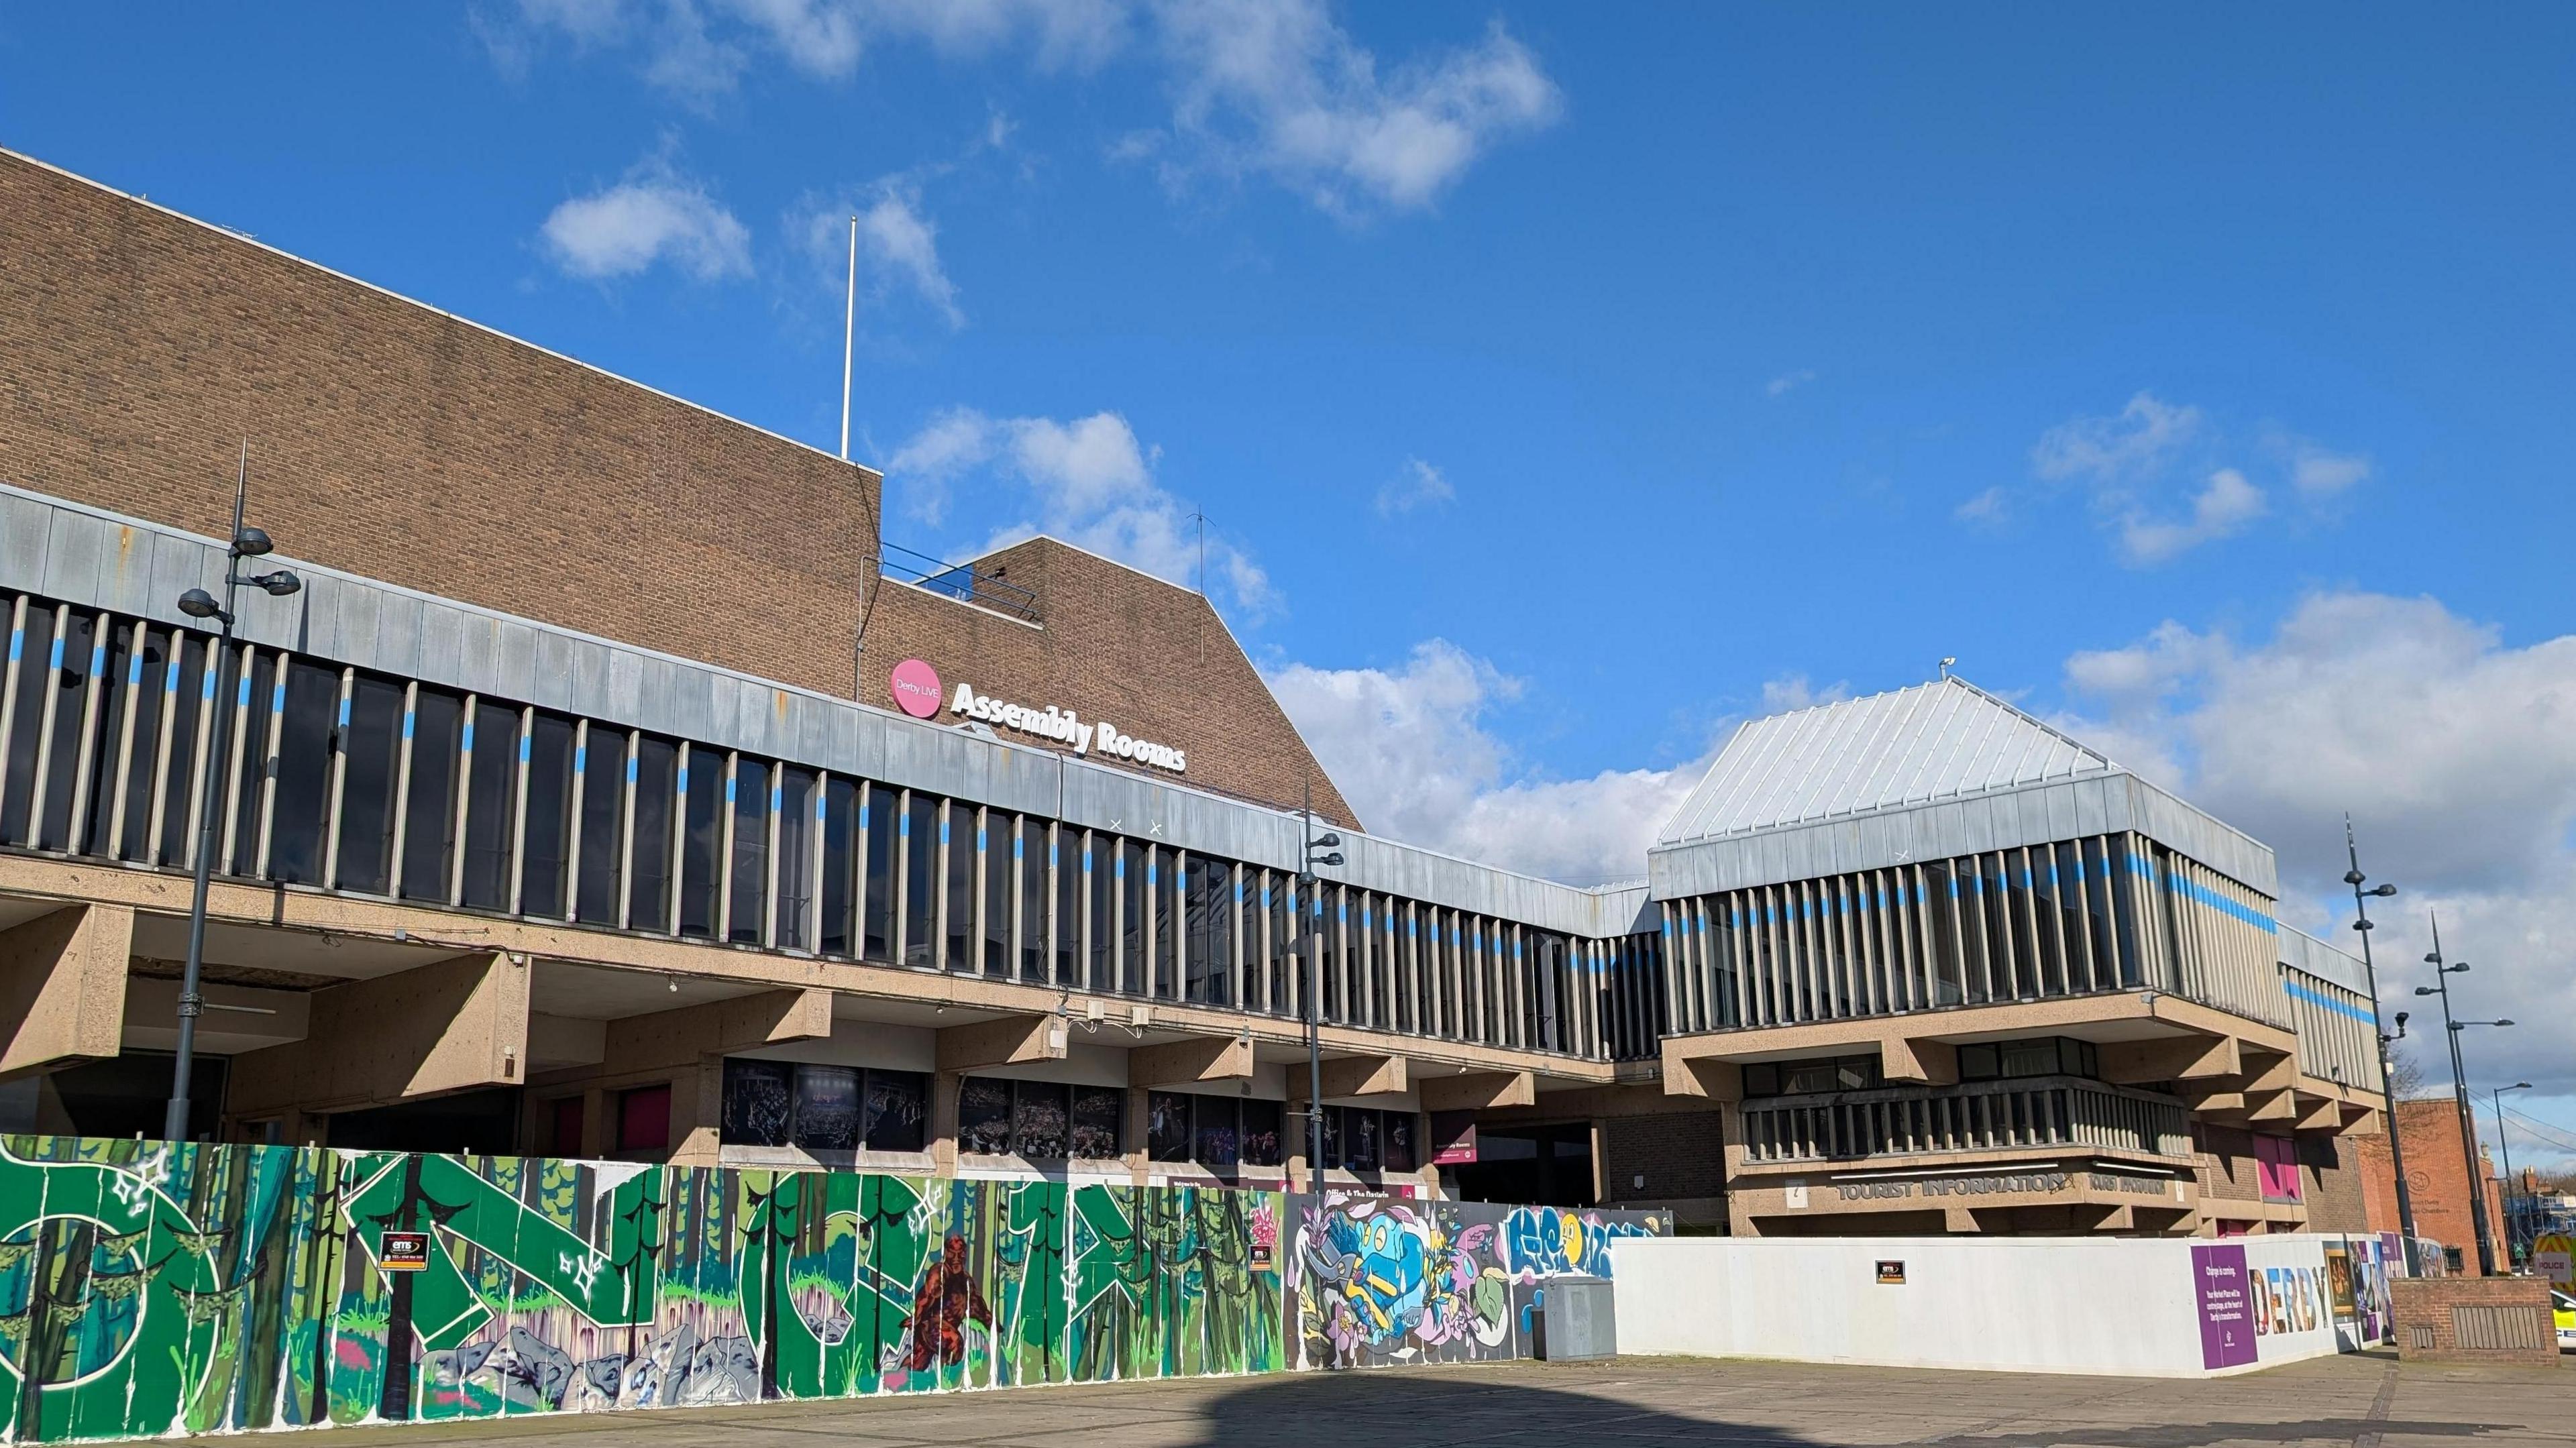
[144,533,221,630]
[39,509,106,610]
[491,618,541,703]
[2071,777,2112,838]
[370,590,424,679]
[659,663,719,744]
[95,521,155,616]
[336,577,388,677]
[838,708,885,780]
[415,604,469,691]
[527,629,577,712]
[982,746,1061,819]
[2282,928,2371,997]
[2041,782,2079,842]
[2128,777,2279,897]
[566,638,616,720]
[0,494,54,593]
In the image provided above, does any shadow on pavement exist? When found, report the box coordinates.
[1186,1371,1815,1447]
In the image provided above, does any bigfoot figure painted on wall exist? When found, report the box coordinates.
[906,1233,994,1372]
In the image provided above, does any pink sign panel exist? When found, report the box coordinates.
[890,659,943,719]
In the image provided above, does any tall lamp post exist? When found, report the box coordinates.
[2414,912,2512,1276]
[2344,823,2421,1272]
[1296,785,1342,1199]
[2492,1081,2532,1268]
[163,462,301,1143]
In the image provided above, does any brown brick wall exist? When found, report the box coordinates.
[2196,1123,2261,1202]
[2391,1276,2560,1364]
[861,537,1360,826]
[2355,1096,2511,1274]
[0,150,880,698]
[2300,1134,2371,1233]
[1599,1108,1728,1204]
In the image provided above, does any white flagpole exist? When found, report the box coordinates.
[839,213,858,461]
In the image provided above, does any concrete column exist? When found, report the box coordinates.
[0,903,131,1078]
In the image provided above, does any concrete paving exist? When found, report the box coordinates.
[309,1351,2571,1448]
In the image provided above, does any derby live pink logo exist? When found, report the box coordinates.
[890,659,943,719]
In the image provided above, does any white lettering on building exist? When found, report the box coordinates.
[949,683,1186,774]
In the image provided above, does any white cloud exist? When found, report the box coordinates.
[501,0,1553,216]
[1149,5,1560,215]
[1765,368,1816,399]
[2057,592,2576,1097]
[1265,641,1713,884]
[1954,486,2008,525]
[2289,442,2371,499]
[1373,457,1454,516]
[539,160,753,280]
[2117,467,2265,565]
[880,404,1275,614]
[856,184,962,326]
[2031,391,2204,485]
[2017,393,2368,566]
[791,176,966,333]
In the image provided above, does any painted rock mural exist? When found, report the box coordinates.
[0,1137,1664,1442]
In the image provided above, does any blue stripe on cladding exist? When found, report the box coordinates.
[674,759,686,790]
[46,635,62,669]
[1146,858,1155,884]
[724,775,736,804]
[203,669,218,702]
[938,816,947,845]
[519,734,531,765]
[815,789,826,820]
[163,660,179,693]
[2284,979,2377,1024]
[463,720,476,753]
[771,779,783,810]
[89,641,103,675]
[127,655,143,686]
[1012,832,1021,860]
[574,743,587,772]
[402,710,415,740]
[270,677,286,713]
[898,809,908,838]
[337,696,350,728]
[5,625,17,663]
[1113,851,1122,878]
[977,825,987,851]
[626,754,638,783]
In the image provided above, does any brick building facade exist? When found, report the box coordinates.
[2357,1095,2512,1274]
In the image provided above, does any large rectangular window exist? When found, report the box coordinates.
[776,766,816,950]
[902,791,935,967]
[1241,1099,1283,1167]
[333,673,405,893]
[1020,818,1048,983]
[1186,858,1229,1005]
[678,745,721,938]
[864,1069,927,1152]
[521,710,578,920]
[107,624,168,860]
[1120,840,1146,995]
[1069,1084,1122,1159]
[727,755,770,945]
[152,631,210,867]
[863,782,895,959]
[943,801,975,970]
[36,608,99,853]
[820,775,857,956]
[1152,845,1179,1000]
[1,602,58,846]
[629,734,679,931]
[266,660,339,885]
[1087,834,1114,992]
[1054,826,1079,985]
[576,726,627,925]
[460,699,521,911]
[983,810,1011,976]
[957,1076,1012,1155]
[721,1058,889,1154]
[400,687,464,902]
[226,648,276,875]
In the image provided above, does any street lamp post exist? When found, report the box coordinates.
[2414,911,2512,1276]
[2493,1081,2533,1268]
[1296,784,1342,1201]
[163,455,301,1144]
[2344,823,2421,1272]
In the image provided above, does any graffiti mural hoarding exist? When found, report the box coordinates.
[1285,1194,1668,1370]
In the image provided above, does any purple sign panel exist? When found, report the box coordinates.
[2192,1243,2257,1370]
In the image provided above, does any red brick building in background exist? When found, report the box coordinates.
[2357,1095,2510,1274]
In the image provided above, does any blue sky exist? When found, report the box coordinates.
[6,4,2574,1149]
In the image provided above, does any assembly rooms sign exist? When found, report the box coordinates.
[891,659,1187,774]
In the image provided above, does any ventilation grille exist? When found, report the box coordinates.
[2452,1304,2548,1351]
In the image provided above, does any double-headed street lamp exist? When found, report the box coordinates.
[2492,1081,2533,1266]
[1297,786,1342,1200]
[2414,913,2513,1276]
[163,462,301,1143]
[2344,822,2421,1271]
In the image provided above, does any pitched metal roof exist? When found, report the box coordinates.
[1656,677,2119,847]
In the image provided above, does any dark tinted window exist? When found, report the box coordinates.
[1014,1080,1069,1158]
[266,660,338,883]
[152,631,209,866]
[945,800,975,970]
[0,603,56,846]
[36,608,97,852]
[521,711,577,919]
[863,1069,926,1151]
[629,735,678,931]
[722,1058,794,1146]
[1070,1084,1122,1159]
[460,700,520,910]
[1193,1096,1239,1166]
[958,1076,1012,1154]
[776,767,816,951]
[1240,1099,1283,1167]
[333,673,404,892]
[728,756,769,944]
[400,687,464,901]
[576,727,626,925]
[794,1064,861,1151]
[863,782,895,960]
[902,792,934,966]
[820,775,857,956]
[1384,1111,1417,1172]
[678,746,720,938]
[1146,1091,1191,1162]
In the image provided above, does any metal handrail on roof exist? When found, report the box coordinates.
[881,540,1041,622]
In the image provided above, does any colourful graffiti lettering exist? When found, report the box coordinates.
[0,1138,1662,1443]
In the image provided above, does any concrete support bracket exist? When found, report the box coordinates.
[0,904,131,1080]
[1128,1034,1253,1088]
[230,950,530,1117]
[1418,1070,1536,1114]
[1312,1054,1407,1099]
[936,1013,1069,1073]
